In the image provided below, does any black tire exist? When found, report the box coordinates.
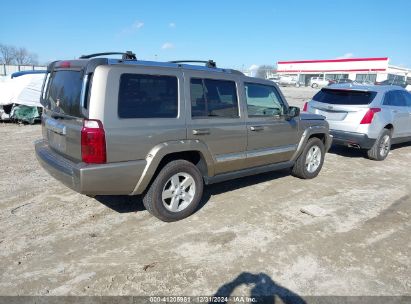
[366,129,392,161]
[143,160,203,222]
[311,83,318,88]
[292,137,325,179]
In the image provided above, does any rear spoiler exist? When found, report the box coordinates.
[46,58,109,74]
[322,87,373,93]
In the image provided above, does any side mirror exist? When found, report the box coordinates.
[287,106,300,119]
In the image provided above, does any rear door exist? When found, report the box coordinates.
[244,82,299,167]
[309,88,376,133]
[41,66,87,162]
[383,90,411,138]
[185,72,247,175]
[403,91,411,136]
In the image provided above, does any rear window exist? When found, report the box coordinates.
[313,89,377,105]
[46,71,83,116]
[118,74,178,118]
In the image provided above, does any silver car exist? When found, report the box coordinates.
[305,84,411,160]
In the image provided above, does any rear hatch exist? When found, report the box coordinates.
[308,88,377,132]
[41,61,88,162]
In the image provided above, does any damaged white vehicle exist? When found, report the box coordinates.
[0,71,45,124]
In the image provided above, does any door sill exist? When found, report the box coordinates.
[204,161,294,185]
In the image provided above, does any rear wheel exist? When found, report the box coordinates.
[292,137,325,179]
[143,160,203,222]
[367,129,391,161]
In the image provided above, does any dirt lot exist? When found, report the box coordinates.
[0,86,410,298]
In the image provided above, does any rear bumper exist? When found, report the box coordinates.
[35,140,146,195]
[330,130,375,149]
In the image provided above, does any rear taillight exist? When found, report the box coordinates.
[303,102,308,112]
[360,108,381,125]
[81,119,106,164]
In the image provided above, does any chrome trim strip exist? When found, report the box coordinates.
[246,144,297,158]
[215,152,246,163]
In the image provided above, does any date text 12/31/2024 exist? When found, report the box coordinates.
[149,296,258,303]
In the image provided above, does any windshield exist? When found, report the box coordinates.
[313,88,377,105]
[44,70,83,116]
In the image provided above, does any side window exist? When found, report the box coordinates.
[245,83,286,117]
[190,78,239,118]
[118,74,178,118]
[383,91,406,107]
[190,78,206,117]
[401,91,411,107]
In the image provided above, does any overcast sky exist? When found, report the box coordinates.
[1,0,410,68]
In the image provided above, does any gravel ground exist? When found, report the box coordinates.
[0,86,410,299]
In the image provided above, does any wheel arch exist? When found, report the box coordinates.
[384,123,394,133]
[131,140,214,195]
[290,126,330,162]
[308,133,326,144]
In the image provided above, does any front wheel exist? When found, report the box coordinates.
[143,160,203,222]
[367,129,391,161]
[292,137,325,179]
[311,83,318,88]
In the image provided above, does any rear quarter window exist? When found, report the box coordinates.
[118,74,178,118]
[313,89,377,105]
[383,90,408,107]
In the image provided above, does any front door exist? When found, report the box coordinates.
[244,82,299,168]
[401,90,411,136]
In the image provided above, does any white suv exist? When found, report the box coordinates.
[310,77,331,88]
[304,84,411,160]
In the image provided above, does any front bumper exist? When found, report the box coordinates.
[330,130,375,149]
[35,140,146,195]
[325,133,333,152]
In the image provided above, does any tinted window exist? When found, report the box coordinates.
[383,91,407,107]
[403,91,411,107]
[47,71,83,116]
[313,89,377,105]
[118,74,178,118]
[190,78,239,118]
[245,83,286,116]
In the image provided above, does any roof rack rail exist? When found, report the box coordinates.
[169,60,217,68]
[79,51,137,60]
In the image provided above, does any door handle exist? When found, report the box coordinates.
[250,126,264,131]
[192,129,210,135]
[392,110,399,114]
